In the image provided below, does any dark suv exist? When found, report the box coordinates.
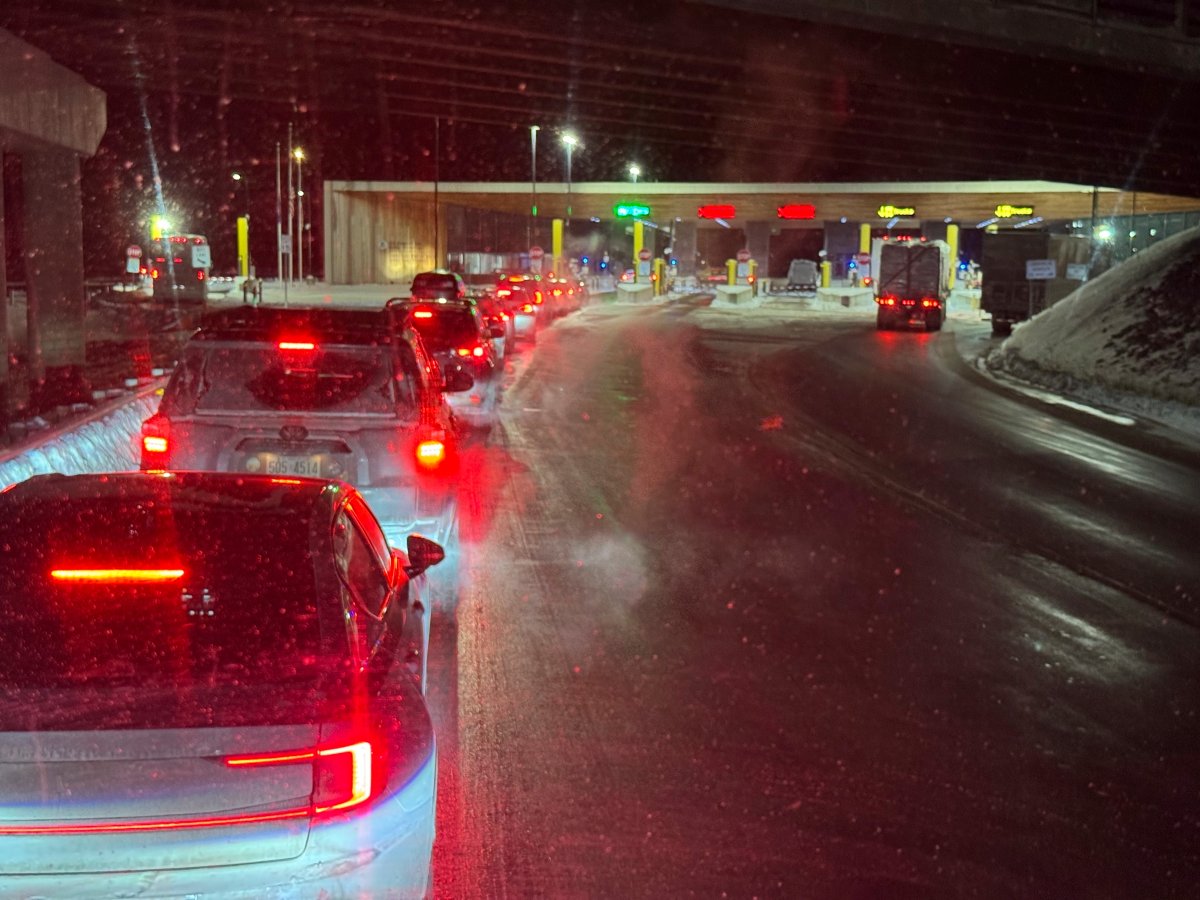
[139,305,469,548]
[410,269,466,301]
[386,297,504,430]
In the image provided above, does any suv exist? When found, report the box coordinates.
[495,275,544,343]
[387,297,504,430]
[139,305,470,548]
[410,269,466,301]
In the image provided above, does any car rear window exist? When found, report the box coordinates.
[0,495,349,730]
[408,309,480,352]
[411,273,458,295]
[165,343,402,415]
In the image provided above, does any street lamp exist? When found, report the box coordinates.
[628,163,641,183]
[561,132,579,228]
[292,148,306,281]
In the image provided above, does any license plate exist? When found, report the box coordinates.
[265,455,323,476]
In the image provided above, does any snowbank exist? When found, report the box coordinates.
[992,226,1200,409]
[0,391,159,491]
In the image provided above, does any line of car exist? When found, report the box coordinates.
[0,268,587,898]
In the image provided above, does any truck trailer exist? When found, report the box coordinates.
[980,232,1091,336]
[872,239,951,331]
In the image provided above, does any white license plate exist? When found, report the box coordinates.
[265,455,323,476]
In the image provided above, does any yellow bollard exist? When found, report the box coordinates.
[946,223,960,289]
[726,259,737,286]
[820,260,831,288]
[633,221,645,279]
[236,216,250,278]
[552,218,564,261]
[653,257,666,295]
[859,223,871,254]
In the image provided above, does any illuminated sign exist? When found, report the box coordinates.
[995,204,1035,218]
[877,205,916,218]
[698,204,737,219]
[614,203,651,218]
[777,204,816,220]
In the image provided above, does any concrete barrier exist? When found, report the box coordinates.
[615,283,654,302]
[714,285,755,304]
[0,387,162,491]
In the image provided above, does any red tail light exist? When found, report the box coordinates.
[454,344,485,358]
[197,271,205,281]
[877,295,897,307]
[416,440,446,469]
[224,739,373,816]
[497,288,511,298]
[534,291,543,304]
[920,297,940,308]
[413,309,434,319]
[141,416,170,467]
[278,340,316,351]
[151,268,160,279]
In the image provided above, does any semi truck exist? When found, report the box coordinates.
[980,232,1091,336]
[872,238,951,331]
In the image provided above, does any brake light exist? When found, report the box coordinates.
[416,440,446,468]
[278,341,315,351]
[921,297,939,308]
[534,291,543,304]
[223,739,373,815]
[50,568,185,583]
[143,435,168,454]
[141,416,170,467]
[497,289,511,298]
[151,268,160,279]
[197,271,205,281]
[520,303,534,313]
[454,345,485,358]
[878,295,897,307]
[413,309,434,319]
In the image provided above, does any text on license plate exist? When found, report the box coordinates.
[265,455,323,476]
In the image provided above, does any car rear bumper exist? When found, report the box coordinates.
[0,757,436,900]
[512,313,537,337]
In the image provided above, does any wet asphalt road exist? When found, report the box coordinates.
[426,299,1200,899]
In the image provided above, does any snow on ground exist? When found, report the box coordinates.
[987,226,1200,437]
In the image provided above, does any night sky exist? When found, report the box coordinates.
[2,0,1196,276]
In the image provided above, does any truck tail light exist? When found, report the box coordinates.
[877,295,897,307]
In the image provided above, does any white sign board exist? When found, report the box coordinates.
[1066,263,1088,281]
[190,244,212,269]
[125,256,141,275]
[1025,259,1056,280]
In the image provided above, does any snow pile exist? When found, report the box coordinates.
[991,226,1200,416]
[0,392,158,492]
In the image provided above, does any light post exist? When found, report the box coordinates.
[529,125,539,248]
[293,147,306,282]
[561,132,579,229]
[628,163,641,183]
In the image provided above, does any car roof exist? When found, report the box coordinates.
[0,471,342,512]
[193,305,390,346]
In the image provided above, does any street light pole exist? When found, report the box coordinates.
[529,125,539,248]
[561,132,578,232]
[275,142,286,304]
[629,163,641,183]
[293,147,306,282]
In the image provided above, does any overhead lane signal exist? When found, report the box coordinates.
[698,204,736,219]
[777,204,816,220]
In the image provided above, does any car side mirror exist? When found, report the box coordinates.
[443,367,474,393]
[488,322,506,339]
[399,536,445,578]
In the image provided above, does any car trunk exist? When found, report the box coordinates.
[0,715,321,874]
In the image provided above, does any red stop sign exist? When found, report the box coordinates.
[736,249,751,262]
[638,249,652,261]
[529,246,545,259]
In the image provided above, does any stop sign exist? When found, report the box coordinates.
[736,248,751,262]
[127,245,142,258]
[638,249,652,261]
[529,246,545,259]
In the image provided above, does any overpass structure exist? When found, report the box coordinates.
[324,179,1200,285]
[0,28,106,424]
